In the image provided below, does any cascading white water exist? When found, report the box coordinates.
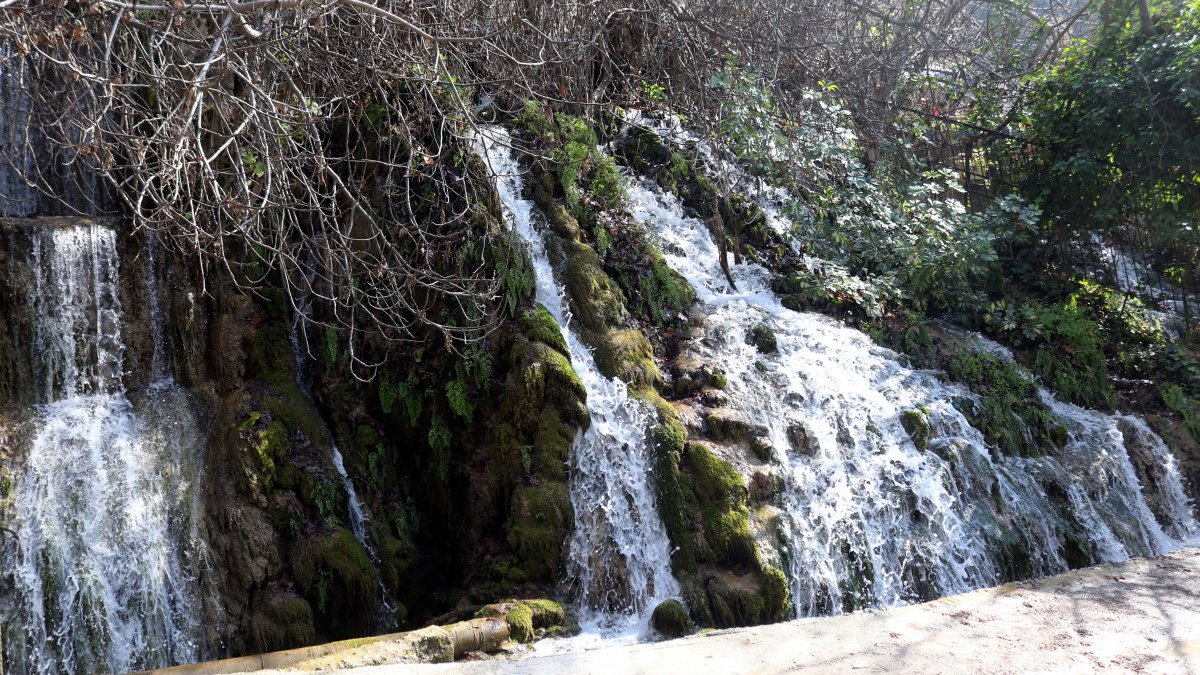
[474,127,679,637]
[1092,235,1194,337]
[3,224,206,674]
[626,176,1198,616]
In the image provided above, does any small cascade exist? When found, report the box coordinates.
[474,127,679,636]
[1092,235,1195,336]
[287,308,372,548]
[3,224,206,674]
[625,176,1198,616]
[287,298,396,627]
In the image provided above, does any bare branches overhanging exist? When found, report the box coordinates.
[0,0,1086,370]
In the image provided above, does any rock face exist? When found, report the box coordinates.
[0,210,593,666]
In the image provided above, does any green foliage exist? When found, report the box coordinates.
[1026,1,1200,259]
[493,234,536,317]
[445,377,474,420]
[395,374,426,427]
[312,479,341,527]
[980,297,1115,408]
[1161,385,1200,440]
[526,105,627,225]
[946,352,1066,457]
[324,326,339,370]
[1070,280,1165,376]
[706,64,1025,316]
[378,373,400,414]
[427,415,452,480]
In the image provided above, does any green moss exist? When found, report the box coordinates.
[521,306,569,356]
[507,483,573,582]
[761,566,791,622]
[249,322,297,386]
[528,341,587,405]
[473,599,569,643]
[261,382,328,450]
[533,408,574,482]
[594,329,662,389]
[650,599,691,637]
[290,528,379,637]
[748,323,778,354]
[704,576,767,628]
[250,593,317,653]
[946,352,1065,457]
[562,241,628,335]
[900,408,931,452]
[505,602,535,643]
[704,412,767,445]
[711,372,729,389]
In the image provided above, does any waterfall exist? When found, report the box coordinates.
[2,223,206,674]
[287,306,372,550]
[285,293,399,630]
[625,176,1198,616]
[474,127,679,637]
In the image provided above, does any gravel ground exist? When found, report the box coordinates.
[368,548,1200,675]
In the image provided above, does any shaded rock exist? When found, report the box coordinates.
[786,421,819,456]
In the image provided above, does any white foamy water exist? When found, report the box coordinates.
[3,224,206,674]
[626,175,1198,616]
[474,127,679,641]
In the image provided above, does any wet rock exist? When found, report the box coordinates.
[700,389,729,408]
[749,436,775,463]
[787,421,818,456]
[900,407,932,452]
[748,469,781,503]
[651,599,691,638]
[705,411,768,444]
[747,323,778,354]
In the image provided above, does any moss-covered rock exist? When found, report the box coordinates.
[506,483,573,582]
[900,407,932,452]
[650,599,691,638]
[946,352,1065,457]
[250,591,317,653]
[594,329,662,390]
[473,598,572,643]
[291,527,380,638]
[520,306,569,357]
[562,240,629,336]
[748,323,778,354]
[705,411,768,445]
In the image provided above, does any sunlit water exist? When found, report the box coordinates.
[2,224,207,674]
[474,127,679,648]
[626,175,1198,616]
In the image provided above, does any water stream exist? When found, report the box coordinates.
[2,224,207,674]
[626,175,1198,616]
[474,127,679,641]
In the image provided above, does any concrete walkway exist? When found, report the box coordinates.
[361,548,1200,675]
